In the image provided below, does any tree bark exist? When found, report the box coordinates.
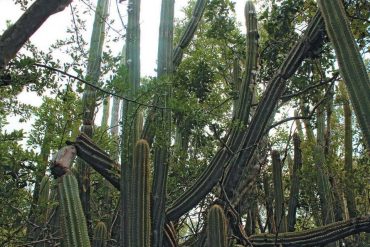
[0,0,73,70]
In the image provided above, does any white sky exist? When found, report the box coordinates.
[0,0,246,135]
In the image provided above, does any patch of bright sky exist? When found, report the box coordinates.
[0,0,247,138]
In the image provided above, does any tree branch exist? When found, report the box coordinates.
[0,0,73,70]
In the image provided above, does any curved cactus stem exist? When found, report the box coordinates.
[317,0,370,148]
[207,205,228,247]
[249,216,370,246]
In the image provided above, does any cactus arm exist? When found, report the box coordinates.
[249,216,370,246]
[317,0,370,148]
[207,205,228,247]
[93,222,108,247]
[72,133,120,190]
[173,0,207,68]
[50,145,90,247]
[125,140,151,246]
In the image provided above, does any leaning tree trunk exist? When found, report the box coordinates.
[78,0,110,235]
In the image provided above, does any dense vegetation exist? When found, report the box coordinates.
[0,0,369,246]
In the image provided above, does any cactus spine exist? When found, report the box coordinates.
[58,173,91,247]
[207,204,228,247]
[93,221,108,247]
[317,0,370,147]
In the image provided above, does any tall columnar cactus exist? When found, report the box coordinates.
[272,150,287,233]
[51,145,90,247]
[338,81,357,219]
[317,0,370,148]
[315,106,335,228]
[124,139,151,246]
[93,221,108,247]
[78,0,110,233]
[121,0,142,245]
[207,204,228,247]
[152,0,175,246]
[287,133,302,232]
[228,0,258,149]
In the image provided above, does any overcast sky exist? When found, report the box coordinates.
[0,0,246,76]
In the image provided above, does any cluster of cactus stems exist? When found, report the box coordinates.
[317,0,370,148]
[93,221,108,247]
[40,0,370,246]
[207,205,228,247]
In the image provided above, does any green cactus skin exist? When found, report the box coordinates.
[287,133,302,232]
[58,172,90,247]
[93,221,108,247]
[317,0,370,148]
[121,0,142,244]
[152,0,174,246]
[272,150,287,233]
[36,175,50,224]
[207,204,228,247]
[173,0,207,67]
[78,0,110,234]
[339,82,357,219]
[124,139,151,247]
[249,216,370,246]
